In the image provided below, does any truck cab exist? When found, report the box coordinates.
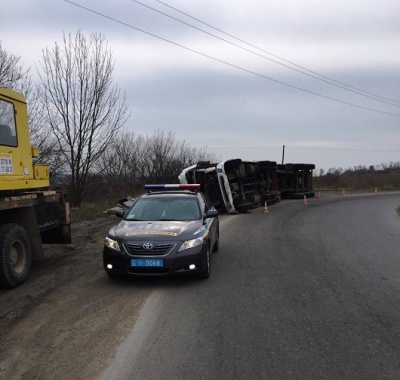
[0,87,49,192]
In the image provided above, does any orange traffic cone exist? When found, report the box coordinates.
[263,201,269,213]
[303,194,308,205]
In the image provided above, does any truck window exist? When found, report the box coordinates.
[0,99,17,147]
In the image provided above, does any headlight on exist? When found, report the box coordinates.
[104,236,121,251]
[178,236,204,252]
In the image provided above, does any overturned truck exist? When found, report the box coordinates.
[274,163,315,199]
[179,159,315,213]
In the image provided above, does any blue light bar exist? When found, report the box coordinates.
[145,184,201,191]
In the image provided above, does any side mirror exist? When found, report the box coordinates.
[115,209,124,218]
[118,197,136,212]
[205,209,218,218]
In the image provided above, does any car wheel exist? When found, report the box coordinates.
[212,230,219,252]
[197,245,210,279]
[106,271,120,280]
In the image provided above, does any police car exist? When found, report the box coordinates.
[103,184,219,279]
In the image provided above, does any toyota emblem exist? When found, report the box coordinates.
[143,242,153,250]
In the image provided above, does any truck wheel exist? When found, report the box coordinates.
[0,224,32,288]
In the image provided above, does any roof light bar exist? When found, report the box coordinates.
[145,184,201,191]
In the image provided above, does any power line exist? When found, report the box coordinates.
[63,0,400,117]
[206,146,280,150]
[287,145,400,153]
[206,145,400,154]
[151,0,400,107]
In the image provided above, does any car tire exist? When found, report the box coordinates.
[197,245,210,279]
[212,230,219,252]
[106,271,120,280]
[0,223,32,288]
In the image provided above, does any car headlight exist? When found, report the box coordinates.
[178,236,204,252]
[104,236,121,251]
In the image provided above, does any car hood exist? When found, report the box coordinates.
[111,220,205,241]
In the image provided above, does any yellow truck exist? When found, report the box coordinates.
[0,87,71,288]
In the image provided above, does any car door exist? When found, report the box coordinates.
[199,193,218,248]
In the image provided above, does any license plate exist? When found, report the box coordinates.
[131,259,164,267]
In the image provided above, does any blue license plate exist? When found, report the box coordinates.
[131,259,164,267]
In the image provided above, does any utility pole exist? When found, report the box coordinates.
[281,145,285,165]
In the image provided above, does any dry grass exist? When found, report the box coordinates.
[70,201,119,222]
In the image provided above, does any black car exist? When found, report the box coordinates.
[103,184,219,279]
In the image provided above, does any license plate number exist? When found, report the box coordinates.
[131,259,164,267]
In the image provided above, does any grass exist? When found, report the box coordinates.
[70,201,119,223]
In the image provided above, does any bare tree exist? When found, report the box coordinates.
[94,128,220,200]
[96,130,145,198]
[37,30,129,206]
[139,129,220,184]
[27,86,65,177]
[139,130,177,183]
[0,42,32,94]
[0,42,58,168]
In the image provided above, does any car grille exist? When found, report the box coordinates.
[124,243,176,256]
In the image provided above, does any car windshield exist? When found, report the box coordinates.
[124,196,200,221]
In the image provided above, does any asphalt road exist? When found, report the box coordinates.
[101,193,400,380]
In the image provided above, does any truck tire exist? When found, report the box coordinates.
[0,224,32,288]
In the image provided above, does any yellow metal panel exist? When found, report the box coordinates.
[0,87,26,103]
[1,87,50,191]
[0,178,50,191]
[34,163,49,181]
[31,146,40,158]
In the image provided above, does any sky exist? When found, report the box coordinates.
[1,0,400,173]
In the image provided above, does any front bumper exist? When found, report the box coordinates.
[103,243,208,277]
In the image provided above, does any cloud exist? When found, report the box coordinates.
[1,0,399,171]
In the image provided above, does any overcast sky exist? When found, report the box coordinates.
[1,0,399,172]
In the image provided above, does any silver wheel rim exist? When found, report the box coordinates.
[10,241,26,274]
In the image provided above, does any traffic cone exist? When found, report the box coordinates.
[303,194,308,205]
[263,201,269,213]
[342,189,346,196]
[317,193,321,200]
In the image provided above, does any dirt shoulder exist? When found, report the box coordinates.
[0,216,153,380]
